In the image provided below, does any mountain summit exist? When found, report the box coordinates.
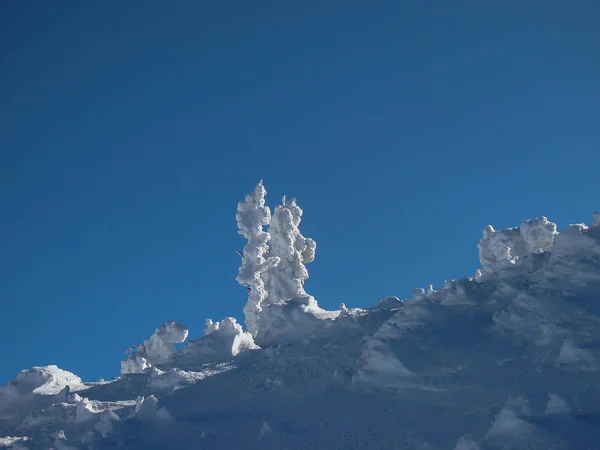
[2,183,600,450]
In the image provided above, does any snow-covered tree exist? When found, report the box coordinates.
[263,196,316,304]
[236,181,280,335]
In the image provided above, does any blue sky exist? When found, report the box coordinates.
[1,1,599,384]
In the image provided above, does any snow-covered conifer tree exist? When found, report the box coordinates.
[236,181,280,335]
[263,196,316,304]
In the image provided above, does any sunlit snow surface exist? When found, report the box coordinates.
[3,214,600,449]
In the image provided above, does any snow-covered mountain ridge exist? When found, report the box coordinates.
[2,183,600,449]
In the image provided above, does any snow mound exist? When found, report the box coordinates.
[478,216,557,275]
[0,366,85,399]
[254,296,338,347]
[174,317,259,364]
[0,368,87,437]
[121,321,189,374]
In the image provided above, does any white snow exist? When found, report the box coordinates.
[235,183,336,346]
[121,321,189,374]
[121,354,152,374]
[2,182,600,449]
[148,368,209,390]
[519,216,558,254]
[263,196,316,305]
[178,317,259,364]
[0,366,85,399]
[236,181,281,336]
[129,395,174,424]
[478,216,557,275]
[254,296,338,346]
[372,295,403,310]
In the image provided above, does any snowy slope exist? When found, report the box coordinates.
[2,192,600,449]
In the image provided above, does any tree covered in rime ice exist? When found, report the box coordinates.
[263,196,316,305]
[236,181,280,335]
[236,183,317,336]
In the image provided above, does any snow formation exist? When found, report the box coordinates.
[235,183,328,346]
[121,321,189,374]
[263,196,316,304]
[477,216,558,275]
[235,181,281,336]
[2,182,600,449]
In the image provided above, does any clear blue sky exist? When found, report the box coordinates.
[1,1,599,384]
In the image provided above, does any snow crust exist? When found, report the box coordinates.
[2,183,600,450]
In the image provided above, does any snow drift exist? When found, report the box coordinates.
[2,182,600,450]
